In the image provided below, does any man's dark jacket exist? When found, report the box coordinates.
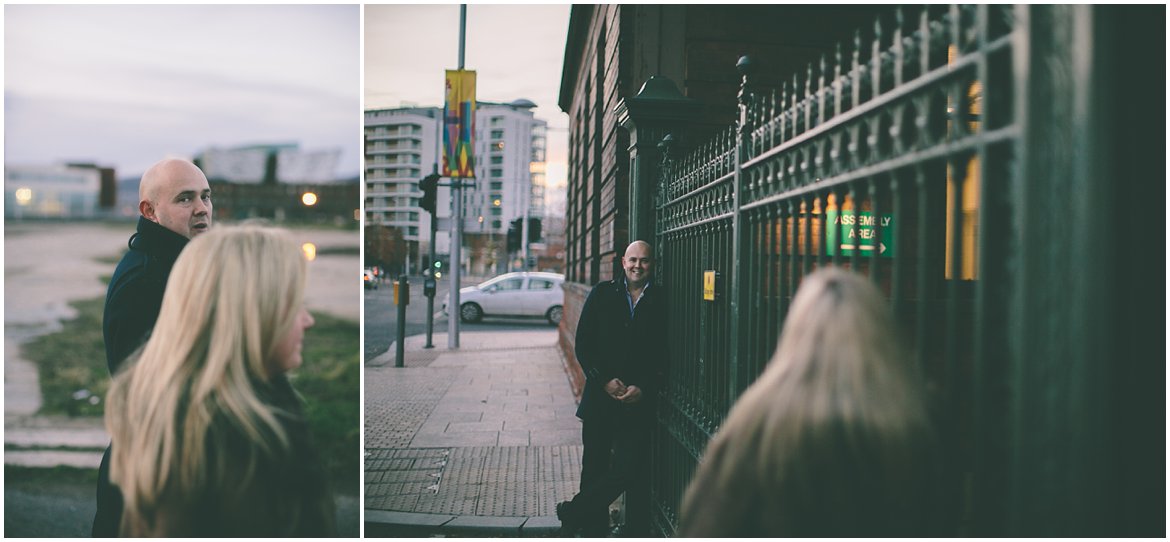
[102,216,189,374]
[574,278,669,422]
[94,216,188,536]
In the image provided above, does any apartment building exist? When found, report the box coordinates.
[364,100,548,275]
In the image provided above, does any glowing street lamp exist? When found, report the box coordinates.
[302,242,317,261]
[302,192,319,206]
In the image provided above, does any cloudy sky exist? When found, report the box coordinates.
[365,5,571,212]
[5,5,360,179]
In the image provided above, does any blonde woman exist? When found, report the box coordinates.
[105,225,334,537]
[679,267,943,537]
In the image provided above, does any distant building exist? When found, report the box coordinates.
[364,100,549,276]
[193,143,355,224]
[198,143,342,185]
[364,107,442,274]
[4,163,115,219]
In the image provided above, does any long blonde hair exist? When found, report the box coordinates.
[679,267,940,536]
[105,225,308,535]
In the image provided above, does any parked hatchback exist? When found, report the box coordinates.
[443,271,565,325]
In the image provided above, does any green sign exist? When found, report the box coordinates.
[826,211,895,258]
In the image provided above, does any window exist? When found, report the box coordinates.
[493,278,523,291]
[528,279,556,290]
[490,182,503,190]
[491,169,503,178]
[491,129,504,140]
[491,156,504,165]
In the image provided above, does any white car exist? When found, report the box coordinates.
[443,272,565,325]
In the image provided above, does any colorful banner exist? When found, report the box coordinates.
[443,69,476,178]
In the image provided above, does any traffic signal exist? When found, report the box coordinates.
[418,174,440,215]
[507,218,522,252]
[527,217,542,243]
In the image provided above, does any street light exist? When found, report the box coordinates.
[302,192,318,206]
[302,242,317,261]
[14,187,32,221]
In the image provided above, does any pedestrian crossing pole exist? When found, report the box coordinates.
[395,275,408,368]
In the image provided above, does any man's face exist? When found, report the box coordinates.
[623,243,653,287]
[145,169,212,239]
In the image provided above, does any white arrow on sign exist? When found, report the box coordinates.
[839,243,887,253]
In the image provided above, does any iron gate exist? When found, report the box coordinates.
[649,5,1018,535]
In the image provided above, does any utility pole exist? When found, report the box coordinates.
[448,4,467,349]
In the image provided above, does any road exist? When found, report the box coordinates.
[363,275,559,362]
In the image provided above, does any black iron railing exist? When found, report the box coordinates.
[650,5,1020,536]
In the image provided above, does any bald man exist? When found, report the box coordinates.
[557,240,669,537]
[94,158,212,536]
[103,158,212,371]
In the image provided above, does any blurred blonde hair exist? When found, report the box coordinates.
[679,267,940,537]
[105,225,307,536]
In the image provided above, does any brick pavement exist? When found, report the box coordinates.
[364,330,582,536]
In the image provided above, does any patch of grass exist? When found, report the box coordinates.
[23,297,360,486]
[23,297,109,417]
[291,311,361,489]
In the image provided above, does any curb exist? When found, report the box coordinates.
[364,510,561,537]
[368,329,561,366]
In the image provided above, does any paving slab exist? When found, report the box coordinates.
[365,330,583,536]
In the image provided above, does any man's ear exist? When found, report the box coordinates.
[139,201,157,221]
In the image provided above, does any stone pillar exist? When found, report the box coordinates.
[615,76,701,244]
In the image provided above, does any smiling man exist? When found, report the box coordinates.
[94,157,212,536]
[557,240,669,537]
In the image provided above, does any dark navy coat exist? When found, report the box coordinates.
[102,216,189,374]
[573,278,669,422]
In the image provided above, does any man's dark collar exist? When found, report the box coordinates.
[131,215,189,258]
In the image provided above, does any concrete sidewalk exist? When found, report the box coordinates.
[364,330,580,537]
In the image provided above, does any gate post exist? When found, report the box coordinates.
[727,56,756,398]
[616,76,700,243]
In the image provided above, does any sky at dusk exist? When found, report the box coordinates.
[364,4,571,214]
[4,5,360,179]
